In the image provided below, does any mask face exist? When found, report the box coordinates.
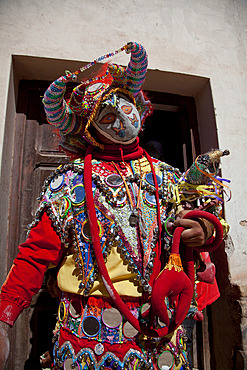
[92,93,141,144]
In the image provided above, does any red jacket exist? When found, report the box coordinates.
[0,212,62,326]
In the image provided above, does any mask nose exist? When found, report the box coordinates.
[102,101,126,123]
[102,95,126,120]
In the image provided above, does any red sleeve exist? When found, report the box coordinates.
[0,211,63,326]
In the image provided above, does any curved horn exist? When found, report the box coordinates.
[43,75,81,135]
[125,42,148,96]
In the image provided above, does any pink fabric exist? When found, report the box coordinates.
[196,252,220,311]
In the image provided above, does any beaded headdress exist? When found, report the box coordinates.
[43,42,153,155]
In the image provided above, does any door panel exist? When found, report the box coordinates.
[7,80,68,369]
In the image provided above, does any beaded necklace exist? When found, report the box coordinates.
[111,160,147,237]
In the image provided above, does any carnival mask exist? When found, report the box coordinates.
[92,93,141,144]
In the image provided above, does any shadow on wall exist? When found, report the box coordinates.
[209,239,244,370]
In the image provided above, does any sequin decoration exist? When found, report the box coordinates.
[59,196,71,219]
[50,174,65,191]
[145,172,162,187]
[74,202,115,294]
[71,184,85,206]
[53,342,149,370]
[82,316,100,337]
[105,174,123,187]
[30,158,181,297]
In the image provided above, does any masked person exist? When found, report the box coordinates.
[0,42,229,370]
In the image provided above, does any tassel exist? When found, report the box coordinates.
[164,253,184,273]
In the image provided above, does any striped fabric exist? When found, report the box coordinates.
[126,42,148,97]
[43,76,81,135]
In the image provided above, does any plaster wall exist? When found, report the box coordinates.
[0,0,247,365]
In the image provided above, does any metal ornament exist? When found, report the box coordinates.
[129,208,139,226]
[144,192,157,206]
[69,299,82,318]
[63,358,80,370]
[145,173,162,187]
[58,301,66,321]
[105,174,123,187]
[81,220,92,241]
[82,316,100,337]
[71,184,85,205]
[123,322,138,338]
[50,174,65,192]
[157,350,175,370]
[94,343,105,356]
[59,197,71,219]
[102,308,122,328]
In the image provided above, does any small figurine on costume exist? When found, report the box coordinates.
[0,42,230,370]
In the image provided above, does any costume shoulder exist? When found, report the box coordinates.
[28,159,85,247]
[152,157,183,184]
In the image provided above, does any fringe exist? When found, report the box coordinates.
[165,253,184,272]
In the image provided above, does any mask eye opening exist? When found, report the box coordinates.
[99,112,117,125]
[121,105,133,114]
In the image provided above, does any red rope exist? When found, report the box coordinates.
[143,150,162,287]
[84,146,224,337]
[84,144,168,337]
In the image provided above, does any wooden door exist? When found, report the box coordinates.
[7,80,68,369]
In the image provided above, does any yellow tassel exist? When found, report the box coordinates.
[164,253,183,272]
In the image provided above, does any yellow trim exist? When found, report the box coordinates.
[89,273,138,294]
[57,246,142,297]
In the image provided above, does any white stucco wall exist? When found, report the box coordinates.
[0,0,246,285]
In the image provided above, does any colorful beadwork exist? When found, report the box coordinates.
[52,293,189,369]
[71,45,128,79]
[43,42,153,155]
[28,157,181,296]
